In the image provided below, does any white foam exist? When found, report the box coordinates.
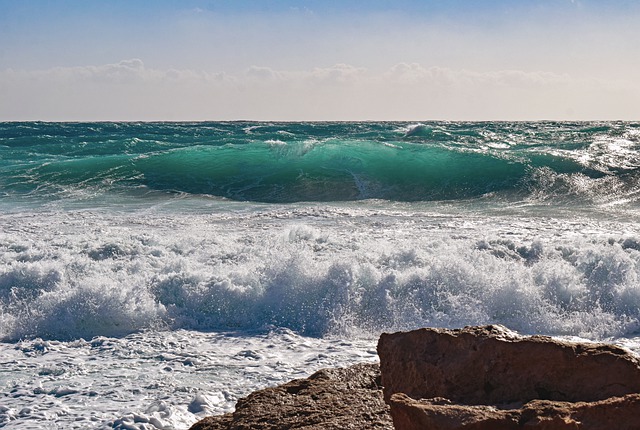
[2,204,640,341]
[0,329,377,429]
[403,123,429,137]
[264,139,286,146]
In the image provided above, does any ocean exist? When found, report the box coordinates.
[1,121,640,429]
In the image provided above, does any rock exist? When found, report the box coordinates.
[377,324,640,405]
[389,393,519,430]
[188,363,392,430]
[191,325,640,430]
[388,392,640,430]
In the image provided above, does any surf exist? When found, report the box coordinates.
[2,121,639,205]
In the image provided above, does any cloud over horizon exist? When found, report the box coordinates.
[1,59,638,121]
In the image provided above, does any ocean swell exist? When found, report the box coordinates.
[2,121,640,205]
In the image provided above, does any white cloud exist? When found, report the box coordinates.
[245,66,283,81]
[243,64,367,84]
[36,59,148,84]
[309,64,367,83]
[9,59,233,85]
[1,60,639,121]
[384,63,572,88]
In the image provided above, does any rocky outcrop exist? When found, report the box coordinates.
[389,393,640,430]
[378,325,640,429]
[188,363,392,430]
[378,325,640,404]
[190,325,640,430]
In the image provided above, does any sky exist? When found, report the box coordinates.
[0,0,639,121]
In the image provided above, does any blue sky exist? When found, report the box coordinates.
[1,0,639,120]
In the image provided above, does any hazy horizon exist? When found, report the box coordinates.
[1,0,639,121]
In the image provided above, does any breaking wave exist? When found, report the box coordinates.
[1,121,640,205]
[2,214,640,342]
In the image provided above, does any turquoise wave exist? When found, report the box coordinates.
[1,121,639,203]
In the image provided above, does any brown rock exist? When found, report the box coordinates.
[188,363,392,430]
[389,393,519,430]
[377,325,640,405]
[388,392,640,430]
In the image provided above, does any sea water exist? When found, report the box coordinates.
[2,121,640,429]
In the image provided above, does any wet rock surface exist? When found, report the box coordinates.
[188,363,392,430]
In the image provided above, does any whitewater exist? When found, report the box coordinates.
[2,121,640,429]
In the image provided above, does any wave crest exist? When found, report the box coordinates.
[2,213,640,341]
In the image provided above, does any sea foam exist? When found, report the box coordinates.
[2,205,640,342]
